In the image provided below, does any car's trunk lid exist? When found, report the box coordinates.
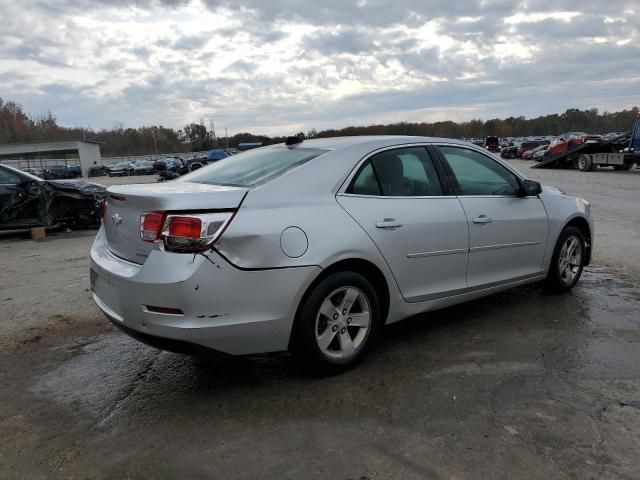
[104,182,247,264]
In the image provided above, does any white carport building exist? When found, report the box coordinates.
[0,140,103,178]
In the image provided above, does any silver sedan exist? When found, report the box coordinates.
[90,136,593,373]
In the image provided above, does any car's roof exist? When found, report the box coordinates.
[282,135,466,151]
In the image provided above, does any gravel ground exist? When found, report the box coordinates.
[1,165,639,479]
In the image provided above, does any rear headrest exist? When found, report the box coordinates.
[374,153,403,181]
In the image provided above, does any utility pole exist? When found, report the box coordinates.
[225,127,229,149]
[209,118,217,147]
[151,128,158,155]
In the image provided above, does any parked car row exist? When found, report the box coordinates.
[105,160,155,176]
[19,164,81,179]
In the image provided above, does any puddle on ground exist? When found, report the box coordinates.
[31,266,640,425]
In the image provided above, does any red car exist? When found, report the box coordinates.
[547,132,602,157]
[517,140,548,158]
[522,144,549,160]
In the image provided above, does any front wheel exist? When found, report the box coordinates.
[545,226,586,293]
[577,154,592,172]
[292,271,381,374]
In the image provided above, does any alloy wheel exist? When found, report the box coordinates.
[558,235,583,284]
[315,286,371,360]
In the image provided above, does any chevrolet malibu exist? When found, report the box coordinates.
[90,136,593,373]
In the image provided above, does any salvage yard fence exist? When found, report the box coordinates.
[0,151,211,171]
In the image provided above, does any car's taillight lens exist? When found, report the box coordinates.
[139,211,166,242]
[138,210,235,252]
[168,216,202,238]
[162,212,234,252]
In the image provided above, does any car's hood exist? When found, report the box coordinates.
[48,179,107,197]
[540,184,565,196]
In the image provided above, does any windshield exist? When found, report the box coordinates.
[208,150,229,160]
[179,146,327,187]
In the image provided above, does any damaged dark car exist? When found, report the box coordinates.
[0,164,107,230]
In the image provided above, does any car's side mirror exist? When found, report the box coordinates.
[522,179,542,196]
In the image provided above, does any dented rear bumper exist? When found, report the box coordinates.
[90,227,320,355]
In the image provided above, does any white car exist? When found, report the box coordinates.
[90,136,593,373]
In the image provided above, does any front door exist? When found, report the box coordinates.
[0,167,43,228]
[337,146,469,302]
[436,145,548,288]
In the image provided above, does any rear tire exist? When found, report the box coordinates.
[613,161,632,171]
[292,271,381,375]
[545,226,586,293]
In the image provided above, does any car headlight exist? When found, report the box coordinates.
[580,198,591,215]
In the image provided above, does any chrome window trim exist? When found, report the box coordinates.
[337,193,457,200]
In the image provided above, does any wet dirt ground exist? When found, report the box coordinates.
[1,165,639,479]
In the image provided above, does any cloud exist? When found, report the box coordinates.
[303,28,376,55]
[0,0,638,135]
[172,32,212,50]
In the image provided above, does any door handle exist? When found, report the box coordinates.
[473,215,493,224]
[375,218,402,229]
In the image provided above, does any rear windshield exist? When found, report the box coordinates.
[179,146,327,187]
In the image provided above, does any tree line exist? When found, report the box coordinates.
[1,97,637,157]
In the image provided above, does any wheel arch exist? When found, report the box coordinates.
[288,257,391,350]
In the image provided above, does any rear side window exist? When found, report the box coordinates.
[350,162,381,195]
[180,146,327,187]
[348,147,444,196]
[438,146,521,196]
[0,168,21,184]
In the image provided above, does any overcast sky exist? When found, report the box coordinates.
[0,0,638,135]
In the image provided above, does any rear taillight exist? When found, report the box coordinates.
[139,211,166,242]
[168,216,202,238]
[139,210,234,252]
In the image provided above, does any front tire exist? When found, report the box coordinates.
[545,226,586,293]
[292,271,381,374]
[577,154,592,172]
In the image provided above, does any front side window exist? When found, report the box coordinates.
[180,146,327,187]
[348,147,444,196]
[438,146,521,196]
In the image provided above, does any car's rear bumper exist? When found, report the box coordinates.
[90,227,321,355]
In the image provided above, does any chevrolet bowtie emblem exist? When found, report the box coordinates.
[111,213,123,225]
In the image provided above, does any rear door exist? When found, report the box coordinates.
[435,145,548,288]
[337,146,469,302]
